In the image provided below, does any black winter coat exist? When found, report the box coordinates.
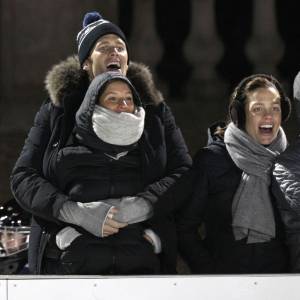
[10,57,192,274]
[273,136,300,272]
[177,138,289,274]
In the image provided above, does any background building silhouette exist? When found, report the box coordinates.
[0,0,299,203]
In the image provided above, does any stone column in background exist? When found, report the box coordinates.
[184,0,224,101]
[155,0,191,101]
[129,0,162,80]
[276,0,300,85]
[118,0,133,39]
[246,0,284,76]
[215,0,253,89]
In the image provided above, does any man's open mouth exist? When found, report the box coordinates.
[106,62,121,71]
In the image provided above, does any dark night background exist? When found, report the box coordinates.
[1,0,300,203]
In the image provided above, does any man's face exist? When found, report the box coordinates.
[83,34,128,79]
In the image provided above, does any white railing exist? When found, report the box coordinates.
[0,274,300,300]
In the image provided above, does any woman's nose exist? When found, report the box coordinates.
[263,108,274,118]
[118,99,128,106]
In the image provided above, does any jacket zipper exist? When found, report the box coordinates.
[36,230,50,274]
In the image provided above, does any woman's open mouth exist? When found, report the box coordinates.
[259,124,273,134]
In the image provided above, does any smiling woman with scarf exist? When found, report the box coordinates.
[177,74,291,274]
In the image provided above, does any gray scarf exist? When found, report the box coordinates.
[224,122,287,243]
[92,105,145,146]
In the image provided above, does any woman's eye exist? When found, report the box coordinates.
[273,106,281,112]
[107,97,118,103]
[253,107,262,113]
[125,97,133,103]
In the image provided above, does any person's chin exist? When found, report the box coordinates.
[259,135,275,146]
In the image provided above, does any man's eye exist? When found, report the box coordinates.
[99,46,109,53]
[273,106,281,112]
[116,46,125,52]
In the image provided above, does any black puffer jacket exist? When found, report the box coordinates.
[273,71,300,272]
[47,72,144,202]
[10,56,192,274]
[177,137,289,274]
[273,136,300,272]
[274,137,300,213]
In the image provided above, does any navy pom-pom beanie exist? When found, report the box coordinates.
[77,11,128,66]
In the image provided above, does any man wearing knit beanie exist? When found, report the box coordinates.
[77,11,129,79]
[11,9,192,275]
[273,72,300,272]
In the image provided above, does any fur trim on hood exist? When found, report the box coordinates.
[45,55,163,107]
[127,61,163,105]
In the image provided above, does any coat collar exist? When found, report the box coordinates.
[44,55,163,107]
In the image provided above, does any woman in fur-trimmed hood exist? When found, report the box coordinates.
[10,12,191,275]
